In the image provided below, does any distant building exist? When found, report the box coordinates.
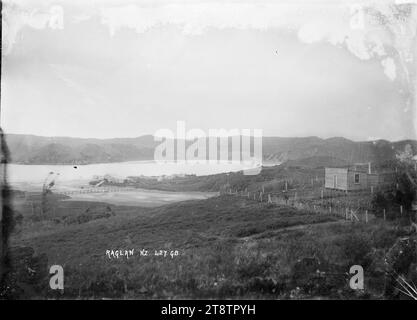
[325,163,394,191]
[103,174,124,184]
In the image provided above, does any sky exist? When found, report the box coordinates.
[1,0,417,141]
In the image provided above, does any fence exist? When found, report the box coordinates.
[221,187,408,224]
[54,187,137,196]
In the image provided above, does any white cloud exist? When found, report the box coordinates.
[2,3,64,55]
[381,57,397,80]
[99,3,301,36]
[3,0,415,85]
[96,1,414,81]
[100,2,382,38]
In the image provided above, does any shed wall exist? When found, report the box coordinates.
[325,168,348,190]
[347,171,368,190]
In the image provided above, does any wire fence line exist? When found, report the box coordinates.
[54,187,138,196]
[220,187,409,224]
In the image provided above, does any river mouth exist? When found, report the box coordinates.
[10,179,218,208]
[7,160,261,184]
[6,161,237,206]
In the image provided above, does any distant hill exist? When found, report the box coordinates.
[5,134,157,164]
[4,133,417,165]
[281,156,349,168]
[262,136,410,165]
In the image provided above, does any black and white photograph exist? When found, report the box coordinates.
[1,0,417,305]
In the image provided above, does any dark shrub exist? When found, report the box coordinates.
[338,233,373,268]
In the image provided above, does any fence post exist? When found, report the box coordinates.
[365,210,368,224]
[259,192,263,202]
[400,205,403,216]
[351,209,359,222]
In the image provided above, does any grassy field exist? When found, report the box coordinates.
[6,191,416,300]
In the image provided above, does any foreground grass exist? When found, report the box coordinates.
[8,195,412,299]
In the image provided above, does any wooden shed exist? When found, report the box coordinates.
[325,165,382,191]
